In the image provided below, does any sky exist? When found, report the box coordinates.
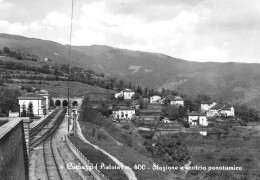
[0,0,260,63]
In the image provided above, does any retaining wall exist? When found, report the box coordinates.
[0,118,29,180]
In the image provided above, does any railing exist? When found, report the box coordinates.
[65,135,108,180]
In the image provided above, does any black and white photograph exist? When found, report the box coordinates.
[0,0,260,179]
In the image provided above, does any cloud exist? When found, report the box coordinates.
[71,1,207,53]
[0,20,28,34]
[1,0,260,63]
[41,11,71,29]
[0,0,13,9]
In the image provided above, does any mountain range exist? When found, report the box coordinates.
[1,33,260,110]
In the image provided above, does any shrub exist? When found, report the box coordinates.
[219,156,227,162]
[243,136,250,141]
[97,132,107,141]
[122,124,130,129]
[92,128,96,137]
[143,141,149,146]
[230,155,239,161]
[243,158,252,163]
[206,154,214,160]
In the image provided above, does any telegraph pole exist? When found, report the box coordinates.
[67,0,74,134]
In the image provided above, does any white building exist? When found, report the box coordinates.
[150,95,162,104]
[206,104,235,117]
[220,106,235,117]
[169,96,184,106]
[37,90,50,110]
[115,89,135,100]
[201,102,217,112]
[188,112,208,126]
[112,107,135,120]
[162,117,171,123]
[18,93,47,117]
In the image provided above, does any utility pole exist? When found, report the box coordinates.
[67,0,74,134]
[38,95,39,117]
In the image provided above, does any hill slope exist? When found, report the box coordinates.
[1,33,260,109]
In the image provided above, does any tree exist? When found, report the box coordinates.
[0,88,20,116]
[119,80,124,90]
[62,100,68,107]
[55,100,61,107]
[27,102,34,118]
[128,82,132,89]
[144,87,148,97]
[3,47,11,54]
[60,64,69,73]
[162,105,180,120]
[21,104,27,117]
[0,77,3,86]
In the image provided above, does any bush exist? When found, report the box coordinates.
[97,132,107,141]
[122,124,130,129]
[219,156,227,162]
[243,136,250,141]
[206,154,214,160]
[92,128,96,137]
[230,155,239,161]
[243,158,252,163]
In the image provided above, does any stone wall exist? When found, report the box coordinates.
[0,118,29,180]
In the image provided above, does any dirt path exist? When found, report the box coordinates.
[76,119,138,180]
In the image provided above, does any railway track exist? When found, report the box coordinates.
[29,109,63,151]
[29,108,60,140]
[43,129,63,180]
[29,108,66,180]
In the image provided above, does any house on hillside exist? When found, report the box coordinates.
[220,105,235,117]
[18,93,47,117]
[168,95,184,106]
[112,107,135,120]
[188,112,208,126]
[158,98,167,104]
[150,95,162,104]
[206,104,235,117]
[162,117,171,123]
[201,102,217,112]
[138,111,160,125]
[130,100,140,109]
[115,89,135,100]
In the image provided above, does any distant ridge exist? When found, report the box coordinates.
[1,33,260,110]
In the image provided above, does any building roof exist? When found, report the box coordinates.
[18,93,46,100]
[188,111,206,116]
[150,95,161,98]
[211,104,233,111]
[167,95,174,101]
[221,105,233,111]
[123,88,134,93]
[37,89,49,95]
[114,107,135,111]
[167,95,183,101]
[210,104,224,110]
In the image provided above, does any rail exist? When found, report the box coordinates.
[29,109,65,151]
[29,108,60,138]
[65,135,108,180]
